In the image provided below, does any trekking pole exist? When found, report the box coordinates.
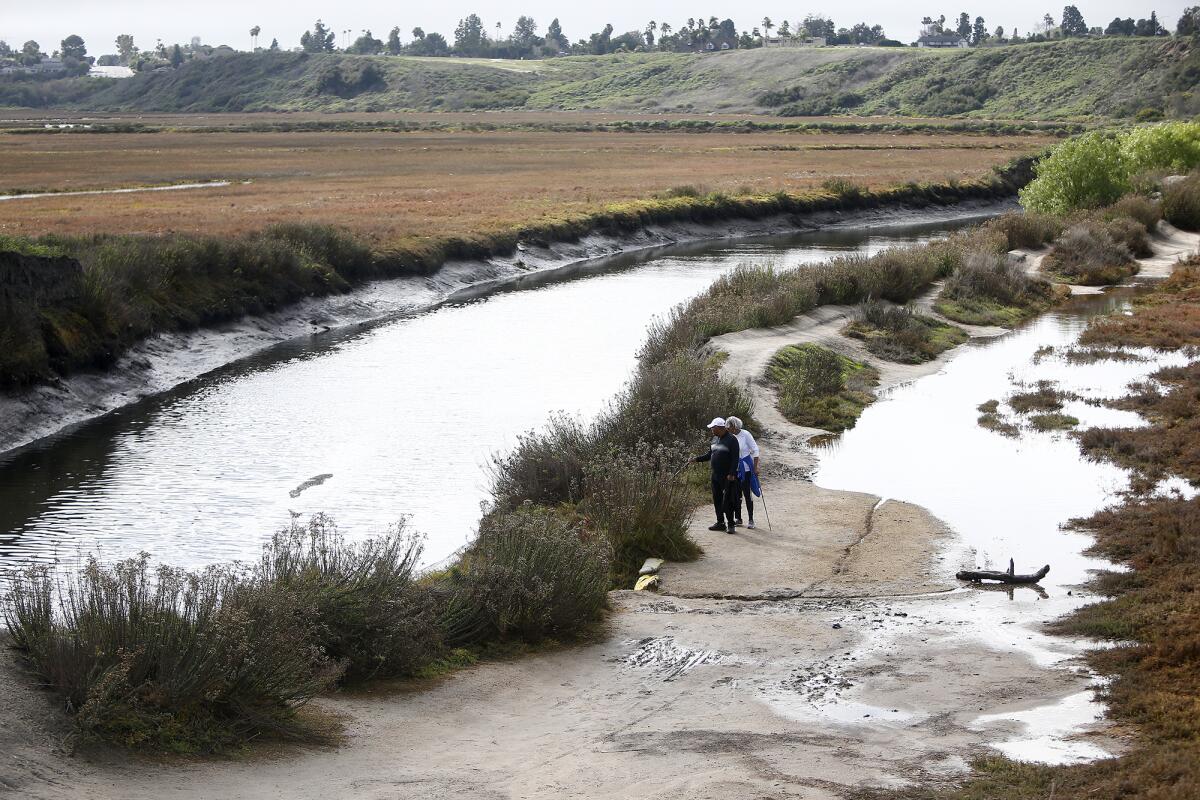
[758,480,773,531]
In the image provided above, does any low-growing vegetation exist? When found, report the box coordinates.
[2,508,612,752]
[767,343,879,431]
[1008,381,1072,413]
[843,300,968,364]
[1029,411,1080,431]
[934,251,1060,327]
[1040,221,1140,286]
[1080,260,1200,350]
[1162,171,1200,231]
[976,399,1021,436]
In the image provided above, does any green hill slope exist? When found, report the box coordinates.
[0,38,1193,121]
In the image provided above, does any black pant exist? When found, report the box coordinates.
[711,475,736,528]
[734,474,754,522]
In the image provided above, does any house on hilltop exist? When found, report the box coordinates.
[917,33,969,48]
[764,36,827,48]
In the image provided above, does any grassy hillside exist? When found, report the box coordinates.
[0,38,1192,120]
[765,38,1197,120]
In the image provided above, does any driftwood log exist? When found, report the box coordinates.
[957,558,1050,585]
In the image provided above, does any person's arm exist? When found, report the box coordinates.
[726,436,740,480]
[747,432,760,473]
[693,450,712,463]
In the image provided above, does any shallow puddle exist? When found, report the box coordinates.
[806,287,1196,764]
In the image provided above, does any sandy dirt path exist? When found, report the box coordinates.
[5,226,1196,800]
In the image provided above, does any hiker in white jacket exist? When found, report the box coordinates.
[726,416,760,529]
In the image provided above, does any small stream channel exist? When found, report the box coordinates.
[0,215,987,576]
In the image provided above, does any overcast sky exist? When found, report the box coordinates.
[2,1,1191,53]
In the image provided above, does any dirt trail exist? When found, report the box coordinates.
[6,225,1197,800]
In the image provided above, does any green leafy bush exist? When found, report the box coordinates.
[1120,121,1200,175]
[1020,131,1131,213]
[1022,123,1200,214]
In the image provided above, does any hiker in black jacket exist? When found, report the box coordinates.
[692,417,740,534]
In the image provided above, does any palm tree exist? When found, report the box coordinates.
[762,16,774,40]
[250,25,260,50]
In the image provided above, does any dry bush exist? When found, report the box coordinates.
[2,556,339,752]
[981,210,1064,249]
[439,507,610,646]
[1109,194,1162,232]
[1162,172,1200,231]
[1041,221,1137,285]
[579,443,700,580]
[256,515,441,682]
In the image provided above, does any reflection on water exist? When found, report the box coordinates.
[813,289,1193,591]
[810,287,1195,764]
[0,218,983,576]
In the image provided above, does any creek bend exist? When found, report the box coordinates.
[0,214,991,576]
[0,210,1185,768]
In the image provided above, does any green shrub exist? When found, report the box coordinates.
[579,443,700,581]
[844,301,969,364]
[256,515,441,682]
[1162,173,1200,231]
[767,343,879,431]
[2,556,339,752]
[1042,222,1138,285]
[1120,121,1200,175]
[1022,124,1200,214]
[1020,131,1131,214]
[439,507,610,646]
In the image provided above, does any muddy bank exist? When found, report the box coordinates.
[0,200,1008,458]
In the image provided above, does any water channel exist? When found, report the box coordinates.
[0,214,991,575]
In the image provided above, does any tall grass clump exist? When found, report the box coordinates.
[935,251,1058,326]
[2,556,339,751]
[256,515,441,682]
[1042,222,1138,285]
[1108,194,1162,232]
[980,211,1064,250]
[1162,172,1200,231]
[439,507,610,647]
[767,343,879,431]
[844,300,968,364]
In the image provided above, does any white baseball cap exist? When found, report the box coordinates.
[707,417,727,428]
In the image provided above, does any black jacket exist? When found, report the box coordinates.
[695,432,740,479]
